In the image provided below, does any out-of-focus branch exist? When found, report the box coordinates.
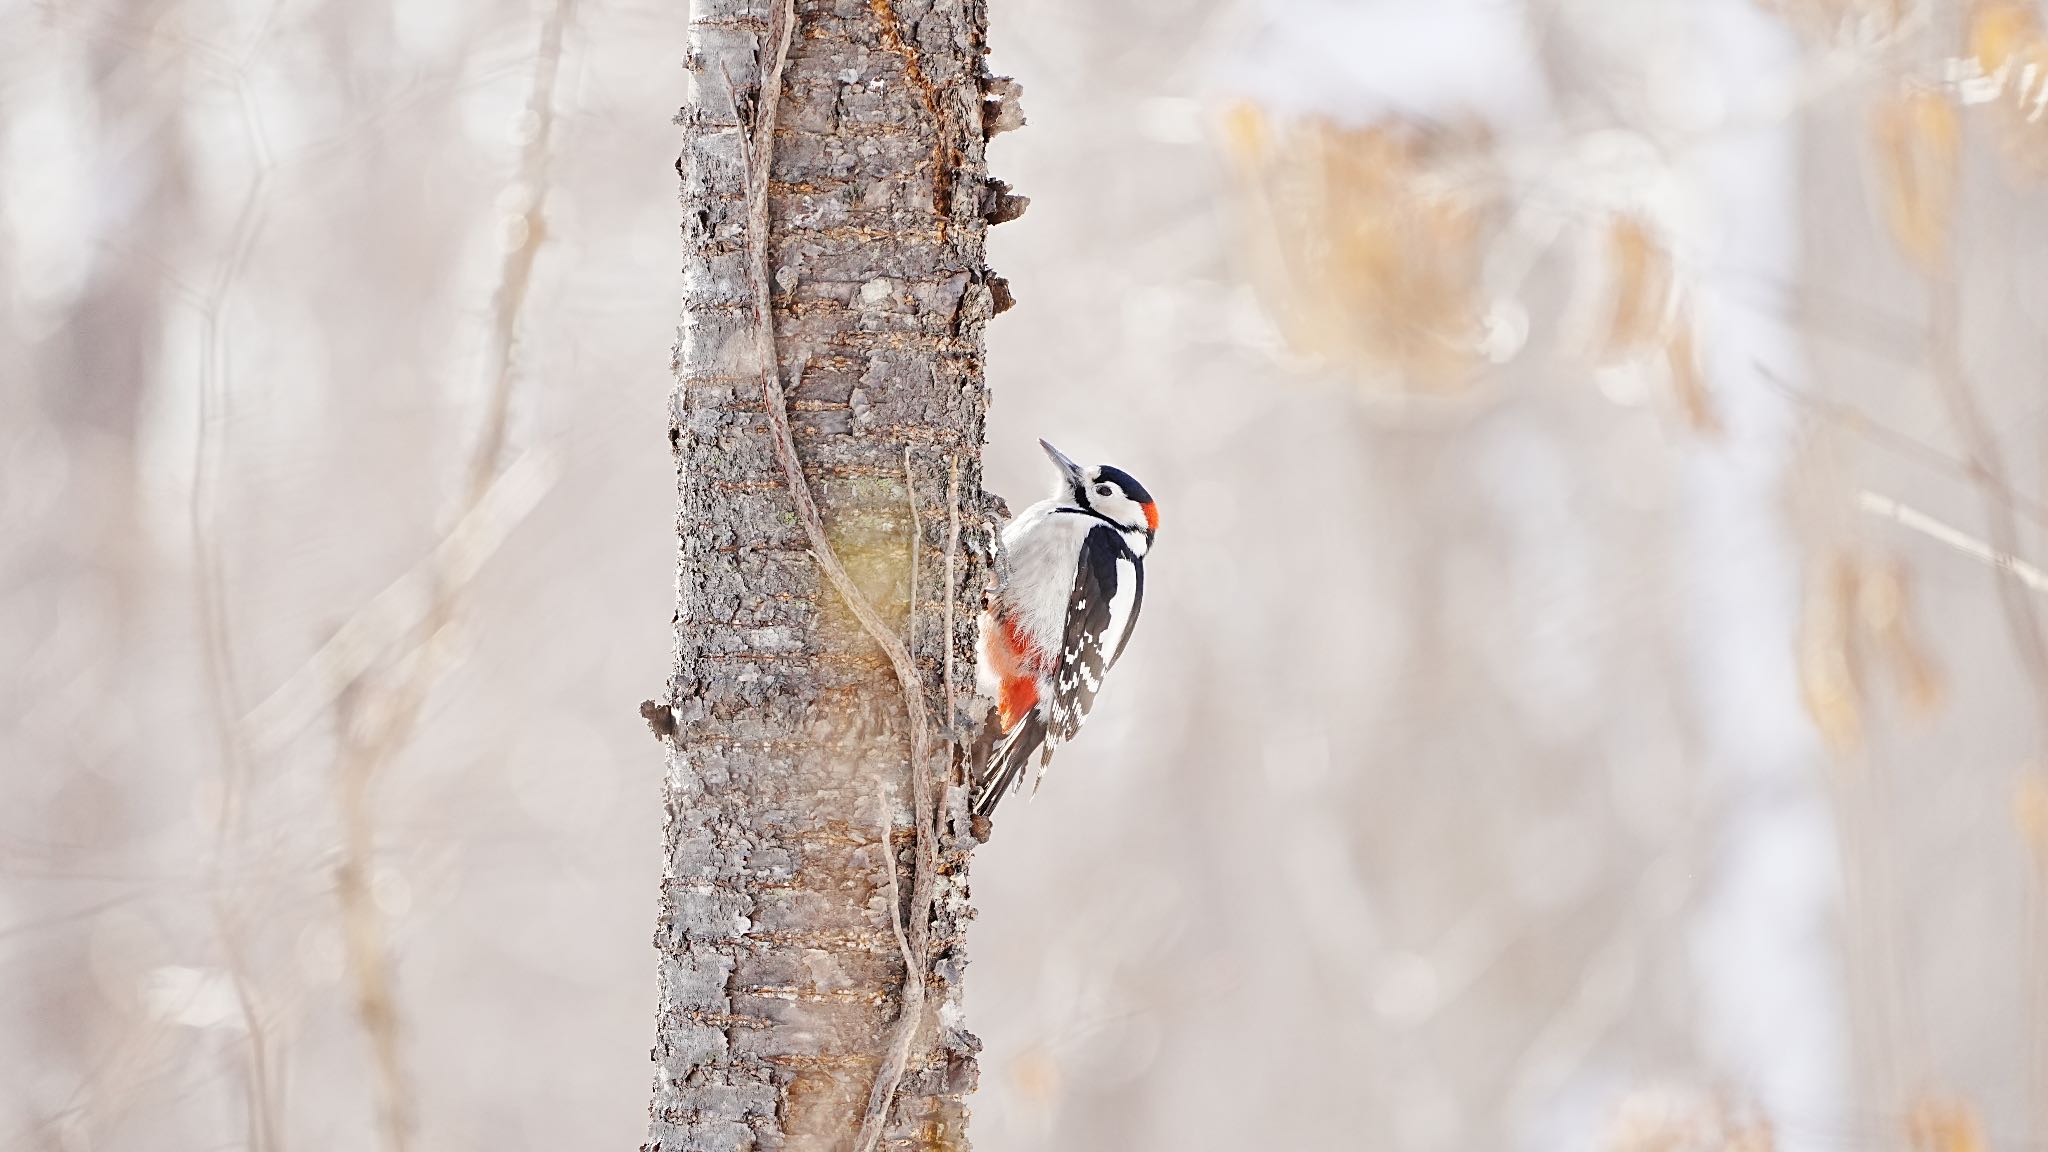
[326,4,574,1151]
[333,681,409,1152]
[1859,491,2048,593]
[1926,281,2048,709]
[464,6,566,509]
[191,48,284,1152]
[1770,368,2048,528]
[1506,847,1699,1119]
[1912,101,2048,1129]
[240,451,557,753]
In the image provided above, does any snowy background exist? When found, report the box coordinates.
[5,0,2046,1149]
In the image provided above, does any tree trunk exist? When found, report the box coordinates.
[647,0,1003,1149]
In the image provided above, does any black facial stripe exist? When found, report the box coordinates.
[1054,506,1123,531]
[1054,507,1152,551]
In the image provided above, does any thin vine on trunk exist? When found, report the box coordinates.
[646,0,1014,1148]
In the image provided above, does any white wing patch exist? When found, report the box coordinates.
[1105,556,1139,666]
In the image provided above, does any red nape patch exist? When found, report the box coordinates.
[1142,502,1159,533]
[998,675,1039,732]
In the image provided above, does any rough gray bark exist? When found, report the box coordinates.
[647,0,1008,1148]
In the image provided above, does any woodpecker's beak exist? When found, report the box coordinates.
[1039,439,1087,491]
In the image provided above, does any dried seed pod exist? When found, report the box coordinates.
[1224,108,1500,397]
[1969,0,2043,78]
[1906,1094,1986,1152]
[1604,215,1674,360]
[1799,551,1866,754]
[1664,320,1723,437]
[2015,775,2048,872]
[1963,1,2048,177]
[1602,1084,1777,1152]
[1858,559,1944,715]
[1872,85,1961,272]
[1761,0,1910,49]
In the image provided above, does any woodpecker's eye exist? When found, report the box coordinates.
[1094,484,1112,497]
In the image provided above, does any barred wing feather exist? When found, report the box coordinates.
[1036,525,1143,788]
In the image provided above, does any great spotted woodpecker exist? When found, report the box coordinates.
[972,440,1158,821]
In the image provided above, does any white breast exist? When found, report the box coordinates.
[998,499,1098,668]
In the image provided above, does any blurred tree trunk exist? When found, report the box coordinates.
[646,1,1006,1149]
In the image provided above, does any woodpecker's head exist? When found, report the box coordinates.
[1040,439,1158,546]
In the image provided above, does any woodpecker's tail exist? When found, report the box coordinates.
[971,710,1047,820]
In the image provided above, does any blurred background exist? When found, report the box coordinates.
[5,0,2047,1149]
